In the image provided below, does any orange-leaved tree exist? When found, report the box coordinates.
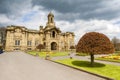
[76,32,115,66]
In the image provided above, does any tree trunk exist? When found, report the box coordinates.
[90,53,94,66]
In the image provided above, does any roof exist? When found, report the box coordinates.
[6,25,39,33]
[48,12,54,17]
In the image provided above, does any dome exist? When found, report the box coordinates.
[48,12,54,17]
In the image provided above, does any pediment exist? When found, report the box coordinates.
[15,28,22,33]
[44,27,61,33]
[50,28,61,32]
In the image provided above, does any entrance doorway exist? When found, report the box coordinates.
[51,42,57,50]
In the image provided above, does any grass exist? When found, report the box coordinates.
[56,59,120,80]
[96,57,120,63]
[27,51,69,57]
[76,52,89,56]
[27,51,37,56]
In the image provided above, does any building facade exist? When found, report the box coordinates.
[5,12,75,51]
[0,27,6,49]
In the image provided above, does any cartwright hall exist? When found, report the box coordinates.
[5,12,75,51]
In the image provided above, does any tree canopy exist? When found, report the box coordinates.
[70,45,75,49]
[76,32,114,54]
[36,44,45,51]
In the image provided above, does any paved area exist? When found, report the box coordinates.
[0,51,105,80]
[52,53,120,66]
[75,56,120,66]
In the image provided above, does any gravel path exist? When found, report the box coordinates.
[0,51,105,80]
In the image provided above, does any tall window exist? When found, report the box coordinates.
[51,17,53,23]
[35,41,38,46]
[52,31,55,38]
[44,42,46,47]
[15,40,20,46]
[27,41,32,46]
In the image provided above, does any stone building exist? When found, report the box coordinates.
[5,12,75,51]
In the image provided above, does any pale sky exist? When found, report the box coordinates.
[0,0,120,44]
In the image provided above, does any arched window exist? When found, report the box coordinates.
[51,17,53,23]
[44,42,46,47]
[52,31,55,38]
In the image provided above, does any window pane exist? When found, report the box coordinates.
[15,40,17,45]
[18,40,20,45]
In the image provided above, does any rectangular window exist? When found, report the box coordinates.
[27,41,32,46]
[15,40,17,45]
[15,40,20,46]
[30,41,32,46]
[27,41,29,46]
[28,41,29,46]
[18,40,20,45]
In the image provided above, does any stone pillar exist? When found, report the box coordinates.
[46,31,51,51]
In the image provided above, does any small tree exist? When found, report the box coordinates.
[76,32,114,66]
[36,44,45,51]
[70,45,75,51]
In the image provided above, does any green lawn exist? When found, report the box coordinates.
[76,52,89,56]
[56,59,120,80]
[27,51,69,57]
[27,51,37,56]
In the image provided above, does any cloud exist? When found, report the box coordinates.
[0,0,32,19]
[32,0,101,13]
[32,0,120,20]
[1,0,120,23]
[1,0,120,21]
[6,5,49,30]
[0,14,11,23]
[56,19,120,44]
